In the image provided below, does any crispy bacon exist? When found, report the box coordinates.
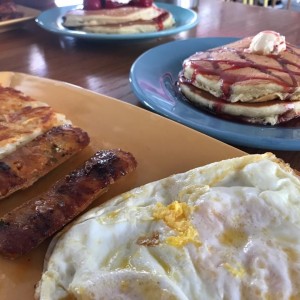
[0,125,90,200]
[0,149,137,259]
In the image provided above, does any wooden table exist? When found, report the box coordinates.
[1,0,300,168]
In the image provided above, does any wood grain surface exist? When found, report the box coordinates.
[1,0,300,169]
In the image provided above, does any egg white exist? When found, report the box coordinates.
[36,153,300,300]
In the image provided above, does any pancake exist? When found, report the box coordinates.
[63,5,175,34]
[178,31,300,125]
[179,80,300,125]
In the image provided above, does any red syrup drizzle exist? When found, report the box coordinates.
[84,0,154,9]
[186,43,300,101]
[180,42,300,127]
[178,76,300,127]
[82,0,169,30]
[153,11,169,31]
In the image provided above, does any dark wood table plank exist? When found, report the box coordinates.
[1,0,300,168]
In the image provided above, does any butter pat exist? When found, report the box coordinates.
[246,30,286,55]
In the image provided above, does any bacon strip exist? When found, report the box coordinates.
[0,125,90,200]
[0,149,137,259]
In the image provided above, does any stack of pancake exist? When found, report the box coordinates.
[63,3,175,34]
[178,31,300,125]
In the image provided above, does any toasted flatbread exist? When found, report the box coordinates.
[0,86,90,199]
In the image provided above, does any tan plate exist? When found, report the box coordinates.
[0,5,40,32]
[0,72,245,299]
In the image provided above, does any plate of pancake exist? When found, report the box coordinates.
[35,2,198,40]
[130,36,300,150]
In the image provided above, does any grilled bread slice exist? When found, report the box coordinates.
[0,86,90,199]
[0,125,90,200]
[0,86,72,159]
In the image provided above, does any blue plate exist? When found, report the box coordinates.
[130,37,300,150]
[35,3,198,40]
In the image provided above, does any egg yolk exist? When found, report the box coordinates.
[153,201,201,247]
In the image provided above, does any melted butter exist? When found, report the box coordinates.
[106,210,120,219]
[120,280,130,293]
[118,256,135,270]
[62,288,92,300]
[153,201,201,247]
[122,192,136,201]
[102,250,118,268]
[284,247,299,262]
[98,209,121,224]
[198,165,238,187]
[198,155,263,187]
[177,184,210,203]
[262,293,287,300]
[223,262,246,278]
[260,292,300,300]
[60,295,77,300]
[219,227,248,248]
[149,252,171,275]
[284,248,300,289]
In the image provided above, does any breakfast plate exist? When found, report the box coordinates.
[130,37,300,150]
[0,5,40,32]
[35,3,198,40]
[0,71,244,300]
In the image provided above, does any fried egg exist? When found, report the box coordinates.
[36,153,300,299]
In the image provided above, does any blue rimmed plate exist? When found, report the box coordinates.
[35,3,198,40]
[130,37,300,150]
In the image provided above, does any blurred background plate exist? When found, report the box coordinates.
[0,5,39,32]
[35,3,199,40]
